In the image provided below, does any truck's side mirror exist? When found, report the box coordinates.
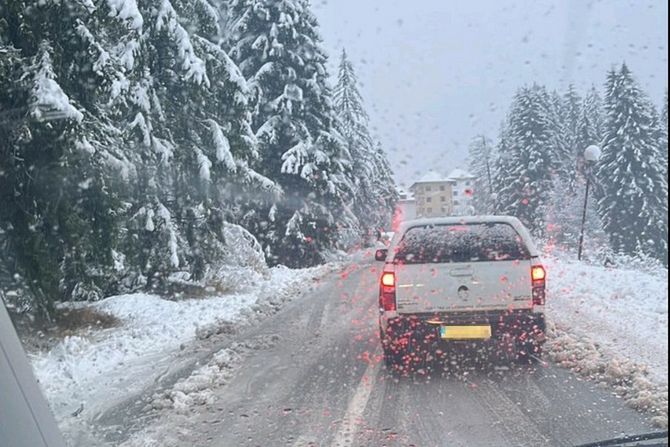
[375,249,388,262]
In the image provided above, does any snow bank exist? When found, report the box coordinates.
[546,256,668,427]
[149,347,242,415]
[30,292,255,422]
[546,257,668,383]
[28,263,339,437]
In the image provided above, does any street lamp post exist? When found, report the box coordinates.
[578,145,602,261]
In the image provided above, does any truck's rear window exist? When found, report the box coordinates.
[394,223,531,264]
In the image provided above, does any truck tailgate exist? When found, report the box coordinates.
[395,259,533,313]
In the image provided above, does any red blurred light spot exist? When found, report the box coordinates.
[381,272,395,287]
[531,265,546,281]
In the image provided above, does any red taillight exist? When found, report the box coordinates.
[381,272,395,287]
[531,265,546,283]
[531,265,546,306]
[380,272,396,311]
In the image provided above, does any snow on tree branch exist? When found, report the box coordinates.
[106,0,144,31]
[27,43,84,123]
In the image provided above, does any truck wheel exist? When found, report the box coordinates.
[383,347,403,371]
[517,342,543,364]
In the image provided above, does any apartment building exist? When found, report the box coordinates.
[447,168,476,216]
[409,172,455,218]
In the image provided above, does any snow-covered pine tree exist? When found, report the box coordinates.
[557,85,582,184]
[576,87,605,177]
[544,90,568,178]
[75,0,278,289]
[545,86,607,248]
[660,89,669,243]
[596,64,668,265]
[0,0,280,313]
[334,49,396,243]
[660,89,668,182]
[226,0,356,266]
[0,0,126,315]
[370,141,399,229]
[466,135,496,214]
[494,84,554,235]
[130,0,278,284]
[491,121,512,214]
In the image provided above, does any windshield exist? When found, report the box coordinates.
[1,1,667,446]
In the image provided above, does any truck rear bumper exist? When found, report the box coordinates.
[380,309,546,347]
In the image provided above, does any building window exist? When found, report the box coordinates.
[454,200,460,206]
[426,186,432,192]
[440,185,445,191]
[466,181,471,186]
[453,191,458,196]
[441,196,446,202]
[426,197,432,203]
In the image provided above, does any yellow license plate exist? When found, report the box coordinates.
[440,325,492,340]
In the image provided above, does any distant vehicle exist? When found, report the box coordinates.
[380,231,394,246]
[374,216,546,371]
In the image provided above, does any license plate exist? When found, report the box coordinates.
[440,325,492,340]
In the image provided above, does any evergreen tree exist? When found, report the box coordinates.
[467,135,496,214]
[334,49,396,242]
[657,89,668,245]
[370,141,398,229]
[494,84,555,234]
[660,89,668,181]
[544,89,569,178]
[0,0,125,315]
[577,87,605,178]
[491,121,512,214]
[558,85,583,181]
[226,0,356,266]
[596,64,668,264]
[130,0,276,284]
[0,0,279,314]
[545,86,606,248]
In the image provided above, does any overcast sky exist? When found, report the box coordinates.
[312,0,669,188]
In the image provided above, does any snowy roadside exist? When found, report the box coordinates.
[115,339,274,447]
[27,261,345,443]
[545,256,668,427]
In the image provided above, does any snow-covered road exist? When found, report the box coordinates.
[27,254,667,445]
[112,259,661,447]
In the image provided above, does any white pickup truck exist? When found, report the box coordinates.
[375,216,546,372]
